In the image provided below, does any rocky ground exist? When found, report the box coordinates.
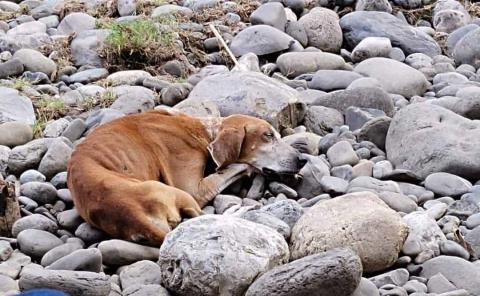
[0,0,480,295]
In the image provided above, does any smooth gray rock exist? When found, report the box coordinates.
[294,154,331,199]
[213,194,242,214]
[0,87,35,125]
[230,25,294,57]
[245,249,362,296]
[0,121,32,147]
[354,58,429,98]
[122,284,170,296]
[276,52,346,78]
[68,68,109,84]
[453,28,480,68]
[304,106,344,136]
[370,268,409,288]
[402,212,446,256]
[345,107,386,131]
[358,116,391,150]
[250,2,287,31]
[19,269,111,296]
[17,229,63,258]
[420,256,480,296]
[41,243,83,267]
[119,260,161,290]
[58,12,96,35]
[43,119,69,138]
[0,145,9,177]
[151,5,193,18]
[241,210,291,239]
[74,223,106,245]
[176,71,305,130]
[439,240,470,259]
[327,140,359,167]
[447,24,479,54]
[57,209,83,230]
[312,87,394,117]
[352,278,380,296]
[340,11,441,57]
[0,58,24,79]
[19,181,57,204]
[386,103,480,179]
[298,7,342,52]
[0,274,17,293]
[308,70,362,91]
[98,240,159,266]
[290,192,408,272]
[47,248,102,272]
[159,215,289,296]
[110,86,155,115]
[465,226,480,258]
[378,191,417,213]
[13,48,56,76]
[425,172,472,197]
[71,29,109,67]
[351,37,392,62]
[38,139,72,179]
[12,214,58,237]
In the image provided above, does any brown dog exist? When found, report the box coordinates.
[67,110,304,246]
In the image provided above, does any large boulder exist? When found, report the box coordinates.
[354,58,429,98]
[175,71,305,130]
[158,215,289,296]
[340,11,441,57]
[290,192,408,272]
[386,103,480,179]
[0,87,35,125]
[245,249,362,296]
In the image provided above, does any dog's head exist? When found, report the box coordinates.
[207,114,306,176]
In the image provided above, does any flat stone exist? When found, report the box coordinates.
[425,172,472,197]
[0,121,32,147]
[98,239,159,266]
[17,229,63,258]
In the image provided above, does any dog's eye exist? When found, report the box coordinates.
[264,132,274,140]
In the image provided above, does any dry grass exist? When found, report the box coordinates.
[135,0,169,15]
[31,95,68,138]
[58,0,118,19]
[392,2,437,24]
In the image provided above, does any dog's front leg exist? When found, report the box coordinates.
[195,163,253,207]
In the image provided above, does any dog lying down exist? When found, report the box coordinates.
[67,109,306,246]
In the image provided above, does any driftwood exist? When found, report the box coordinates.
[0,180,20,237]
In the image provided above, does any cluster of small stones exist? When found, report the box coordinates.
[1,0,480,295]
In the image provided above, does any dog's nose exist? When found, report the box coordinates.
[297,155,308,168]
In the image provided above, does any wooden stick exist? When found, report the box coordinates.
[0,181,20,237]
[209,23,240,68]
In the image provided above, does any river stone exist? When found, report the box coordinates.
[230,25,295,57]
[176,71,305,130]
[38,139,72,179]
[46,248,102,272]
[298,7,342,52]
[290,191,408,272]
[245,249,362,296]
[385,103,480,179]
[71,29,109,67]
[241,210,291,239]
[0,87,35,125]
[250,2,287,31]
[354,58,429,98]
[294,154,330,199]
[340,11,441,57]
[308,70,363,91]
[453,28,480,69]
[19,269,111,296]
[158,215,289,296]
[12,214,58,237]
[425,172,472,197]
[304,106,344,136]
[0,121,33,147]
[352,278,380,296]
[57,12,96,35]
[420,256,480,296]
[402,212,446,256]
[447,24,479,54]
[13,48,56,76]
[7,138,56,175]
[41,243,84,267]
[351,37,392,63]
[17,229,63,258]
[276,52,346,78]
[19,181,57,204]
[98,240,159,266]
[312,87,394,116]
[119,260,161,290]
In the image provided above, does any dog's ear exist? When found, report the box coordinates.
[208,127,245,169]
